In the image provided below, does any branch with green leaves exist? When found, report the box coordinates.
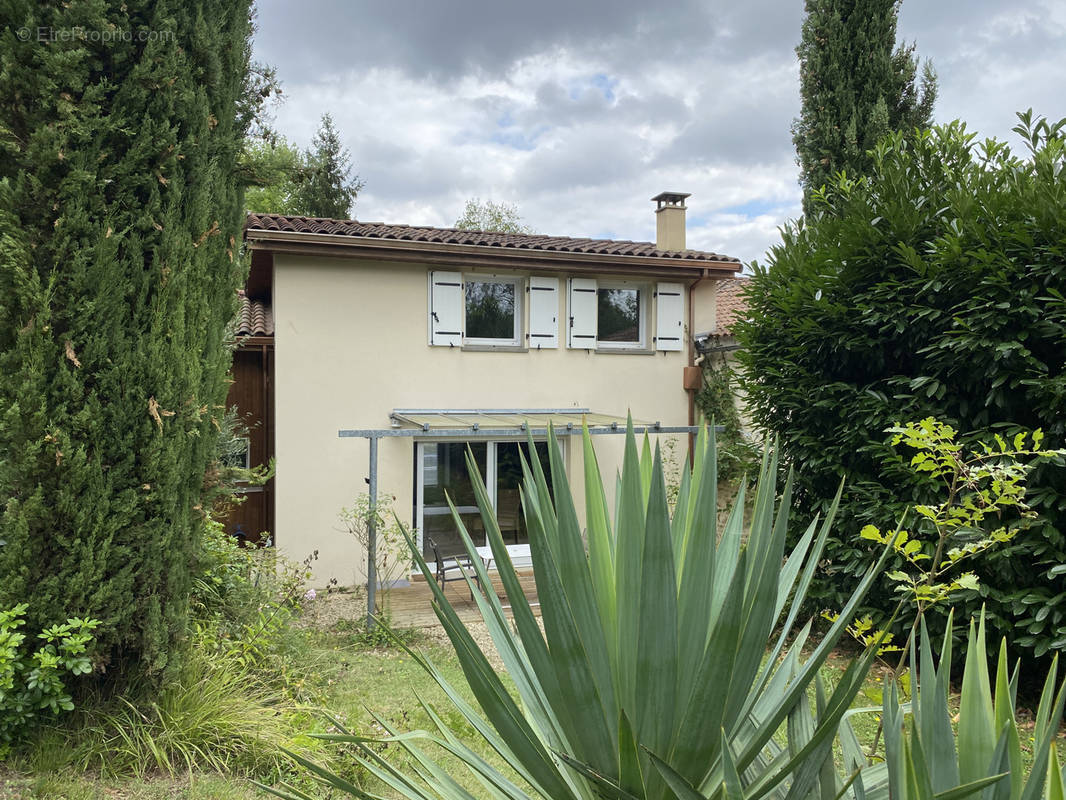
[860,418,1064,620]
[851,418,1064,758]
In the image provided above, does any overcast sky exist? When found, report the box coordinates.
[251,0,1066,266]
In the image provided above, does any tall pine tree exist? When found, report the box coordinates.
[292,113,363,218]
[792,0,937,215]
[0,1,254,682]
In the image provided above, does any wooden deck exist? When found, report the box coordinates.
[385,569,540,628]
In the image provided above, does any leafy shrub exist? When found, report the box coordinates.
[695,356,760,484]
[20,522,332,779]
[339,493,411,617]
[192,518,274,628]
[862,421,1062,645]
[737,113,1066,662]
[191,519,322,705]
[0,605,99,755]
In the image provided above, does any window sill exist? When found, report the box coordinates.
[461,344,529,353]
[593,347,656,355]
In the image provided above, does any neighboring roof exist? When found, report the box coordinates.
[715,277,750,335]
[244,213,741,275]
[236,292,273,337]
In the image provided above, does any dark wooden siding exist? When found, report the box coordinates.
[221,341,274,545]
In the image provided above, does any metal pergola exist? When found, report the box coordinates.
[338,409,703,627]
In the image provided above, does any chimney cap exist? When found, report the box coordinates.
[651,191,691,209]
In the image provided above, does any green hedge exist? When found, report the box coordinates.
[737,114,1066,661]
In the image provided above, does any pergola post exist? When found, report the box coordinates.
[367,435,378,631]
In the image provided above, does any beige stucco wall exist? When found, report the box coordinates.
[272,254,704,586]
[691,278,717,335]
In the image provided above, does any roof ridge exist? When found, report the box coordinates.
[251,213,643,242]
[244,212,741,263]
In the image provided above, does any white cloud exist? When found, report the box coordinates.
[254,0,1065,266]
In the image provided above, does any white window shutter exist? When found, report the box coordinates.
[567,277,597,348]
[527,276,559,349]
[429,271,463,346]
[655,282,684,351]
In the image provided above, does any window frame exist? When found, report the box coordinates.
[595,279,649,351]
[462,273,524,348]
[220,436,251,470]
[414,437,561,561]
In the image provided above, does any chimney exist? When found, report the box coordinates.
[652,191,690,251]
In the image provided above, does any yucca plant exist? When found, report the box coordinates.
[261,421,906,800]
[882,611,1066,800]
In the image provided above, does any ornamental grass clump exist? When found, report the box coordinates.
[883,611,1066,800]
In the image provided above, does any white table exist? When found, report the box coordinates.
[474,543,532,570]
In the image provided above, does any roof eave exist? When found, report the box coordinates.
[237,334,275,347]
[245,228,742,278]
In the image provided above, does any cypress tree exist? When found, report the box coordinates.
[292,113,362,218]
[0,1,254,681]
[792,0,937,215]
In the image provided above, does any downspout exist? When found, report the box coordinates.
[686,269,710,459]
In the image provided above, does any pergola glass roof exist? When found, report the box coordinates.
[339,409,701,440]
[388,408,649,433]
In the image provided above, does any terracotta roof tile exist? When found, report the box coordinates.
[236,293,273,337]
[244,213,741,264]
[715,277,750,335]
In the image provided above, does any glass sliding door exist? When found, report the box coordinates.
[416,440,556,560]
[419,442,487,559]
[494,441,554,545]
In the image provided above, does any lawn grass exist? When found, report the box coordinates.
[310,631,525,796]
[5,613,1063,799]
[0,626,518,799]
[0,772,264,800]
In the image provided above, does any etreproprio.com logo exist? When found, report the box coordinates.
[16,26,175,44]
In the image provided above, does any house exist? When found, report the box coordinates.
[228,192,741,585]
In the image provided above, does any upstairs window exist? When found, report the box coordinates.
[465,277,521,345]
[567,278,648,350]
[597,285,643,346]
[429,271,526,347]
[567,278,684,351]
